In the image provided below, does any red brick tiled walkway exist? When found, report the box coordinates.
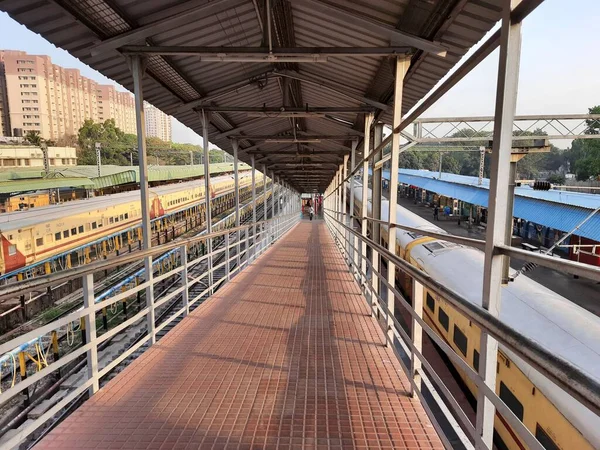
[36,221,442,449]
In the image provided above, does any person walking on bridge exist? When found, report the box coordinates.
[309,205,314,221]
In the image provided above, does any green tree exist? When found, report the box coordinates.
[209,149,225,163]
[547,173,565,184]
[568,106,600,180]
[77,119,129,165]
[24,130,42,146]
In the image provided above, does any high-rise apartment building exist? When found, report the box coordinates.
[96,85,136,134]
[144,101,172,142]
[0,50,139,139]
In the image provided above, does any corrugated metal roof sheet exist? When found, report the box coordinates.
[398,169,600,210]
[0,163,248,191]
[0,0,505,192]
[380,169,600,241]
[0,178,94,194]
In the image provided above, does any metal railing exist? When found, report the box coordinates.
[323,208,600,450]
[0,208,300,449]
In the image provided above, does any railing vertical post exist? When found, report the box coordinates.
[225,233,230,280]
[362,113,374,291]
[246,226,250,264]
[411,280,424,398]
[181,245,189,316]
[82,273,99,396]
[477,2,522,447]
[386,56,409,347]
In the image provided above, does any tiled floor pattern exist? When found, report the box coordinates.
[36,221,442,449]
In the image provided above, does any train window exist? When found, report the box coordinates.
[91,222,97,230]
[63,230,69,238]
[36,238,43,246]
[499,382,524,421]
[71,228,77,235]
[438,307,449,331]
[453,326,468,356]
[473,349,479,372]
[79,225,84,233]
[535,424,560,450]
[8,245,17,256]
[426,294,435,312]
[55,232,61,241]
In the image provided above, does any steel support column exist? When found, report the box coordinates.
[372,123,384,316]
[251,155,257,223]
[335,166,341,240]
[348,140,358,273]
[131,55,155,344]
[201,110,213,291]
[386,57,410,346]
[263,165,268,222]
[477,1,522,447]
[233,140,241,268]
[361,113,374,287]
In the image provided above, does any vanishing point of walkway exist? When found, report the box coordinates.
[36,221,442,449]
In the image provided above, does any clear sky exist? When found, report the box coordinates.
[0,0,598,146]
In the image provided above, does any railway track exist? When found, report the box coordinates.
[0,200,276,448]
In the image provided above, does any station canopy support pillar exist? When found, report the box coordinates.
[372,123,384,315]
[386,56,410,347]
[270,171,275,240]
[477,1,523,448]
[263,165,268,222]
[233,140,241,268]
[361,113,374,289]
[130,54,155,344]
[349,140,358,273]
[251,155,257,225]
[201,109,213,291]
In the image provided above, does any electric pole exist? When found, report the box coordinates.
[95,142,101,177]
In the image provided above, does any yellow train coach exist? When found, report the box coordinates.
[0,172,260,276]
[351,183,599,450]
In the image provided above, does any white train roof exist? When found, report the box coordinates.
[351,182,600,446]
[0,173,254,233]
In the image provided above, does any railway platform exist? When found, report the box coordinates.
[34,221,442,449]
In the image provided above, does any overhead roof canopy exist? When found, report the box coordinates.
[1,0,507,192]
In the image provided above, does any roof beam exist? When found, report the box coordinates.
[200,106,375,113]
[90,0,247,55]
[120,46,413,57]
[295,0,447,56]
[251,150,345,155]
[275,168,335,172]
[278,70,391,112]
[230,134,360,141]
[177,69,276,112]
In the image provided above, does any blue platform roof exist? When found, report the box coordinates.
[379,169,600,242]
